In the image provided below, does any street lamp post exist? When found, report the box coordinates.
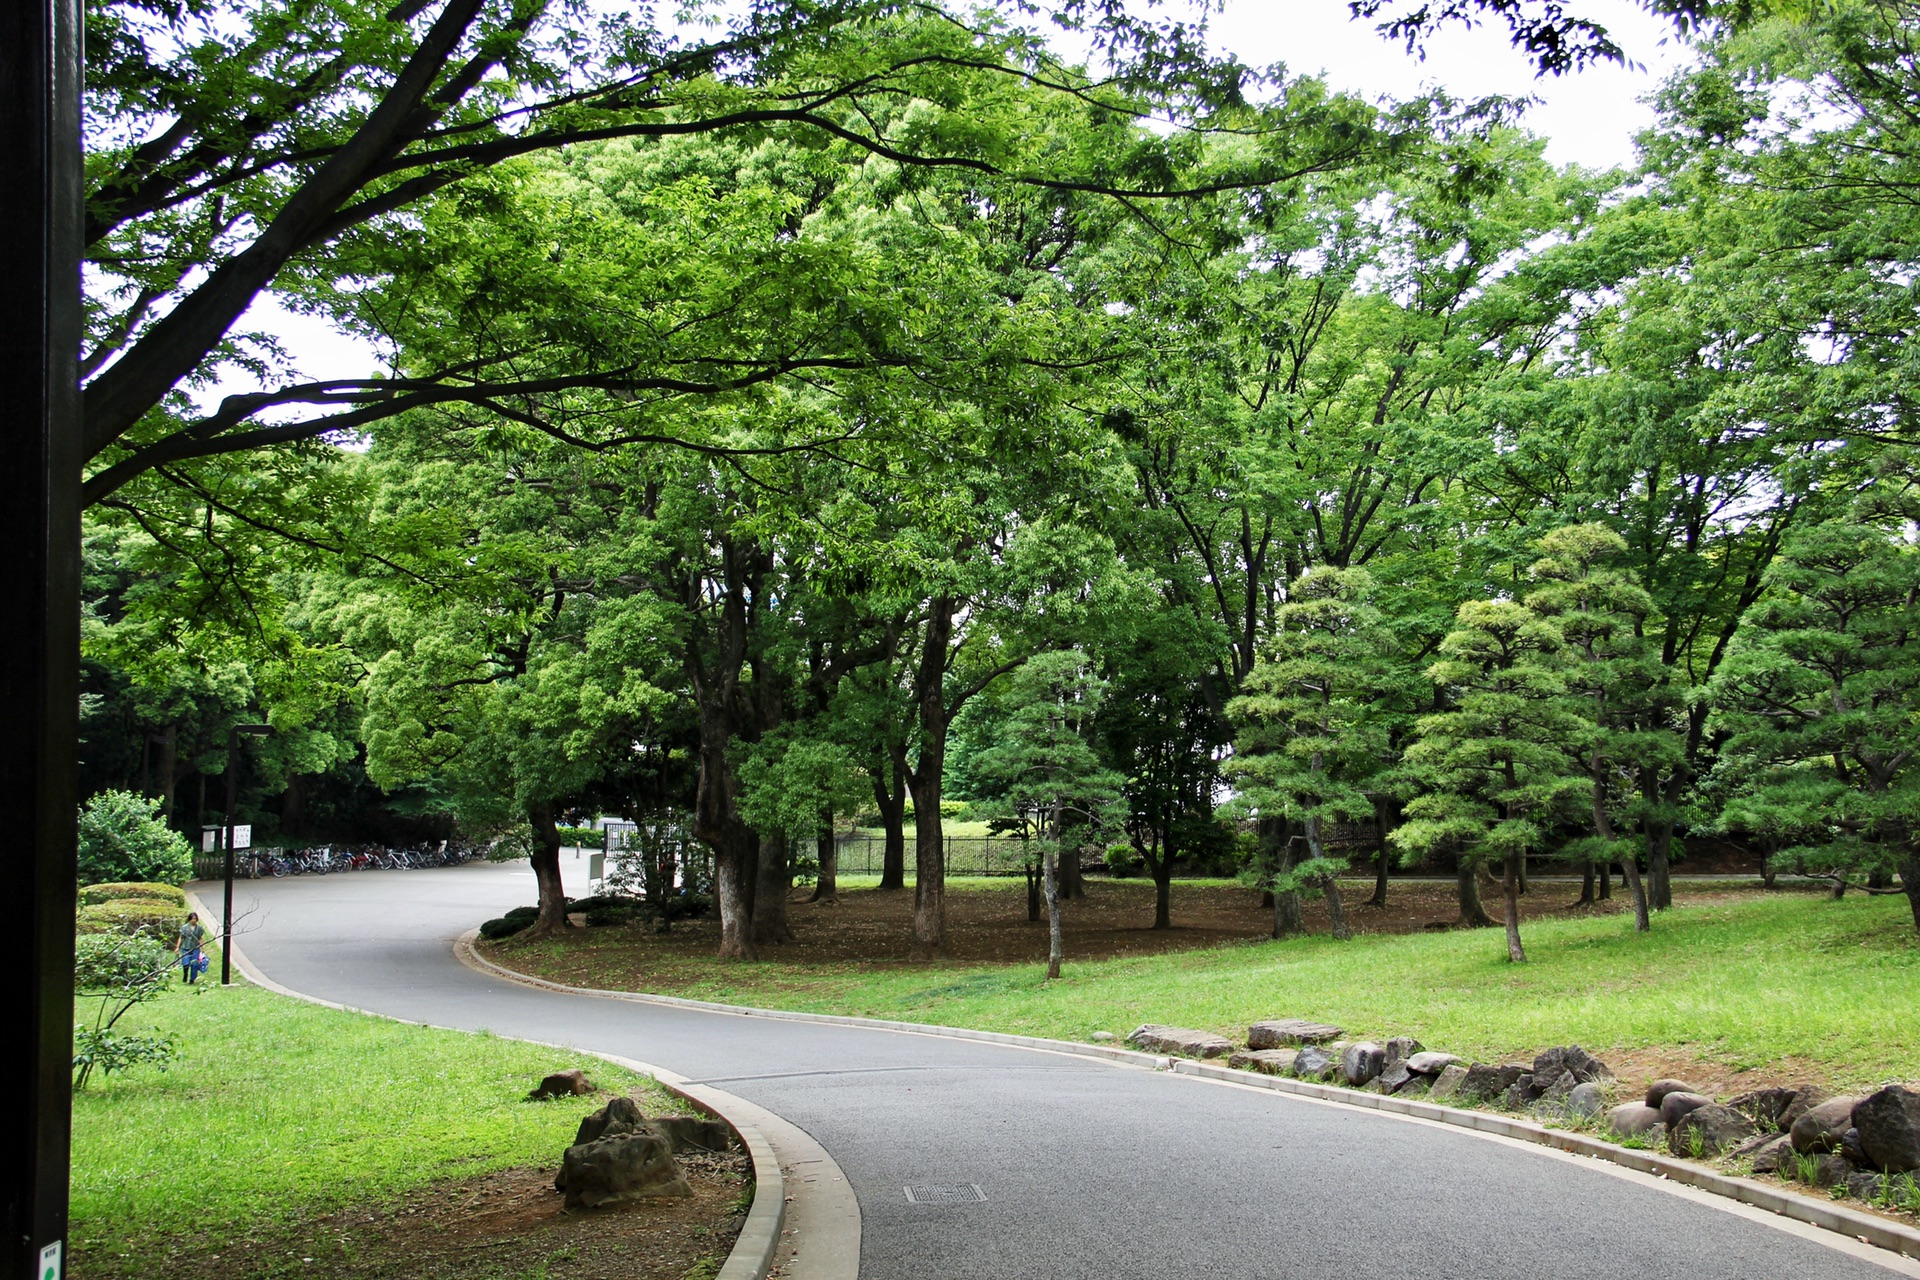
[221,723,271,986]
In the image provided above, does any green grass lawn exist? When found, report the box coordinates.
[70,968,674,1260]
[505,888,1920,1088]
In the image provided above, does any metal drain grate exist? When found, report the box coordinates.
[903,1183,986,1205]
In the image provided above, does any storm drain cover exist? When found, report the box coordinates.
[903,1183,986,1205]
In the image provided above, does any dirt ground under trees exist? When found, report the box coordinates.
[73,1142,749,1280]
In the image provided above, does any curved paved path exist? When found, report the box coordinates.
[223,862,1916,1280]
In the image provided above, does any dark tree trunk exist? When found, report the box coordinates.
[875,747,908,890]
[1576,860,1596,906]
[1058,838,1084,900]
[1593,765,1647,933]
[280,773,306,839]
[1262,817,1303,938]
[1367,799,1391,907]
[810,815,838,903]
[1902,854,1920,933]
[1597,860,1611,899]
[1322,875,1351,941]
[908,597,955,960]
[711,825,758,960]
[1501,855,1526,963]
[1642,778,1675,909]
[1830,876,1847,901]
[1457,859,1496,928]
[752,830,794,943]
[1026,853,1041,922]
[1868,867,1889,891]
[1152,859,1172,931]
[155,725,177,821]
[1043,812,1064,979]
[525,799,571,939]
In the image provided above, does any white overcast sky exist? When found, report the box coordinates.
[212,0,1694,401]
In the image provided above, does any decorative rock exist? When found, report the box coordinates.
[1229,1048,1298,1075]
[1536,1070,1578,1108]
[1247,1019,1345,1048]
[1778,1085,1832,1134]
[1846,1171,1886,1201]
[560,1130,691,1208]
[1566,1082,1606,1119]
[1460,1063,1530,1103]
[651,1115,732,1154]
[573,1096,648,1147]
[1503,1074,1537,1111]
[1398,1076,1433,1099]
[1406,1051,1461,1076]
[1748,1134,1792,1174]
[1126,1024,1233,1059]
[1533,1045,1613,1086]
[1668,1104,1758,1158]
[1089,1031,1116,1043]
[1841,1126,1868,1166]
[1810,1153,1854,1189]
[1292,1045,1337,1080]
[1658,1091,1714,1128]
[1341,1042,1387,1087]
[1853,1085,1920,1174]
[528,1068,594,1100]
[1727,1087,1798,1132]
[1608,1102,1665,1139]
[1789,1095,1864,1154]
[1375,1061,1417,1094]
[1428,1063,1471,1103]
[1644,1079,1698,1110]
[1384,1036,1424,1065]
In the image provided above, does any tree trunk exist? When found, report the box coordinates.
[810,815,838,903]
[1575,859,1596,906]
[876,749,908,890]
[1517,851,1529,895]
[1592,764,1647,933]
[1262,817,1303,938]
[1830,876,1847,901]
[712,825,758,960]
[1026,852,1041,922]
[280,773,306,840]
[1322,874,1351,941]
[1501,855,1526,962]
[155,726,177,822]
[908,596,956,960]
[1619,851,1651,933]
[1367,799,1390,907]
[1643,799,1674,910]
[752,830,794,944]
[1152,860,1172,930]
[1901,853,1920,934]
[1457,858,1495,928]
[1043,844,1063,980]
[1597,859,1611,900]
[524,799,571,939]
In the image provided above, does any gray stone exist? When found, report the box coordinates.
[1810,1153,1854,1189]
[1428,1063,1471,1103]
[1459,1062,1530,1104]
[652,1115,732,1154]
[1748,1134,1792,1174]
[1292,1044,1337,1080]
[1375,1060,1417,1094]
[1384,1036,1424,1065]
[1842,1126,1868,1166]
[1406,1051,1461,1076]
[1853,1085,1920,1173]
[1536,1070,1579,1109]
[1658,1091,1714,1128]
[1566,1082,1606,1119]
[1503,1074,1537,1111]
[1608,1102,1665,1139]
[1228,1048,1298,1075]
[528,1068,594,1100]
[1247,1019,1345,1048]
[1778,1084,1832,1134]
[1341,1042,1387,1087]
[1668,1104,1758,1159]
[1727,1087,1798,1132]
[1126,1024,1233,1059]
[560,1130,691,1208]
[1398,1076,1433,1099]
[1644,1078,1698,1110]
[1534,1045,1613,1086]
[1789,1095,1864,1154]
[1089,1031,1116,1043]
[1846,1171,1886,1201]
[572,1095,648,1147]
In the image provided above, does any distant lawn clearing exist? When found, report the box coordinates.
[490,886,1919,1093]
[70,972,688,1275]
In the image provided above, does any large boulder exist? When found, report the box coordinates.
[1669,1104,1758,1159]
[1341,1042,1387,1087]
[1247,1019,1345,1048]
[1533,1070,1578,1113]
[572,1096,649,1147]
[1407,1051,1461,1076]
[1608,1102,1665,1139]
[652,1115,733,1154]
[1503,1074,1537,1110]
[1229,1048,1299,1075]
[1428,1063,1472,1103]
[1790,1095,1865,1154]
[1374,1060,1417,1095]
[1852,1085,1920,1173]
[1658,1091,1714,1128]
[1644,1079,1698,1110]
[1127,1024,1233,1059]
[560,1130,691,1208]
[1778,1085,1832,1134]
[1384,1036,1424,1065]
[1748,1134,1792,1174]
[1533,1045,1613,1086]
[1727,1087,1799,1132]
[1566,1082,1606,1119]
[1292,1044,1337,1080]
[1459,1063,1530,1104]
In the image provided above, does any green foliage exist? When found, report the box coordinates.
[1104,845,1143,877]
[76,790,194,886]
[76,899,188,938]
[77,882,187,908]
[72,933,177,1089]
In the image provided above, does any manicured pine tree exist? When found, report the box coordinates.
[1227,567,1401,941]
[1708,520,1920,932]
[1393,599,1588,961]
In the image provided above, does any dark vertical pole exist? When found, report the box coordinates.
[222,727,238,986]
[2,0,83,1275]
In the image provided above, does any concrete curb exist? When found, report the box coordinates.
[184,891,793,1280]
[460,935,1920,1266]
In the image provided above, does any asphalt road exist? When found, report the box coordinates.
[223,861,1915,1280]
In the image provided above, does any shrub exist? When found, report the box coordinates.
[73,933,177,1089]
[77,790,194,886]
[78,882,188,908]
[479,905,539,939]
[77,899,188,938]
[557,825,600,847]
[1104,845,1143,878]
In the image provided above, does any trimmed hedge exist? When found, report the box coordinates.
[78,882,188,908]
[77,898,189,938]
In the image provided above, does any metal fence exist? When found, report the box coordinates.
[826,834,1034,877]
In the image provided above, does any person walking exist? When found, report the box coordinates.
[176,911,209,984]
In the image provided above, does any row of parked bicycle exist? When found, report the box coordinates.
[215,841,490,878]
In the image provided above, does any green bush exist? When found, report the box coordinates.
[1104,845,1143,878]
[479,905,539,940]
[78,882,188,908]
[557,825,600,847]
[77,899,188,938]
[77,791,194,887]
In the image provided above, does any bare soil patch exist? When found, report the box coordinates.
[73,1144,749,1280]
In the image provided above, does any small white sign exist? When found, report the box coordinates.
[40,1240,62,1280]
[200,825,253,852]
